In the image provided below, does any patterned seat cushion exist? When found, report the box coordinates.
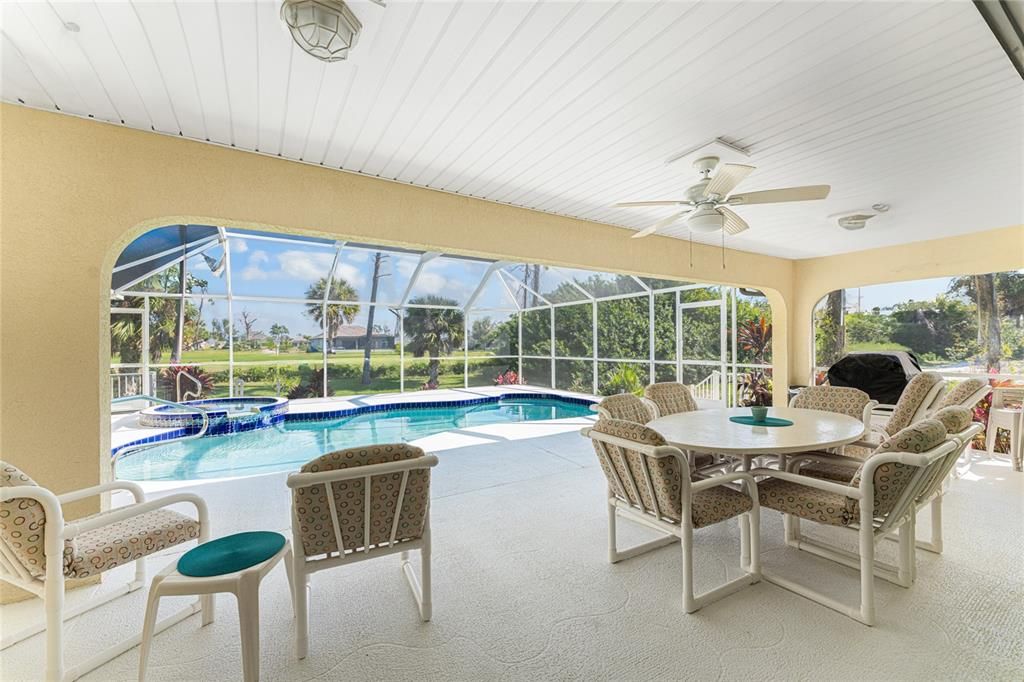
[63,508,200,579]
[931,406,973,435]
[596,394,656,424]
[294,443,430,558]
[884,372,943,435]
[937,378,988,409]
[589,419,750,527]
[0,461,50,578]
[643,382,698,417]
[691,486,753,529]
[849,419,947,518]
[758,479,854,527]
[790,386,871,422]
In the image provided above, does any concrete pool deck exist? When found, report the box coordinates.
[4,423,1021,680]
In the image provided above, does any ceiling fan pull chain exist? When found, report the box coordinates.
[689,230,693,269]
[721,230,726,269]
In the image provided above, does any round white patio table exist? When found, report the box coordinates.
[648,406,865,559]
[647,406,865,460]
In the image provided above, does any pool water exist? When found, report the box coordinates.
[116,397,595,481]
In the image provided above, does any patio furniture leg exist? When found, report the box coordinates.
[607,495,617,563]
[859,512,876,626]
[420,532,432,622]
[293,556,309,660]
[236,572,261,682]
[896,521,913,587]
[922,495,943,553]
[138,576,164,682]
[681,522,696,613]
[45,562,64,682]
[283,547,295,620]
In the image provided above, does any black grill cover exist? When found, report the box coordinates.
[826,353,922,405]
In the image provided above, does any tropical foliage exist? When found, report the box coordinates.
[403,296,465,388]
[814,271,1023,371]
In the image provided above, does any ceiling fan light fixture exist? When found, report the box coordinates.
[687,206,724,233]
[281,0,361,62]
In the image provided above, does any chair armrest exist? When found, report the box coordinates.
[690,472,756,492]
[749,468,862,499]
[62,492,209,539]
[57,480,145,506]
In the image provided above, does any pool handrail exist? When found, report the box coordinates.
[111,395,211,470]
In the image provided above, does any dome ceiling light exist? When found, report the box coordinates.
[281,0,365,63]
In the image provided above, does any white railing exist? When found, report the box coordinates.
[110,371,144,399]
[690,370,723,402]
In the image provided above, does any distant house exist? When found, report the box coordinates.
[308,325,396,352]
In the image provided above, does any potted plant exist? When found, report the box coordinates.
[738,370,772,422]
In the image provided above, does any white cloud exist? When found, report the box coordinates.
[333,263,367,290]
[230,239,248,253]
[277,250,335,282]
[344,249,369,263]
[240,249,270,280]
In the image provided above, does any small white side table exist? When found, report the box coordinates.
[138,535,293,682]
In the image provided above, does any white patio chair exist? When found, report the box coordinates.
[786,407,981,579]
[595,393,657,424]
[643,382,699,417]
[0,461,209,681]
[934,377,989,410]
[583,419,761,613]
[286,444,438,660]
[642,383,721,474]
[848,372,946,455]
[788,385,877,458]
[752,419,957,626]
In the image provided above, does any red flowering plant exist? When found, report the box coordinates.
[494,370,522,386]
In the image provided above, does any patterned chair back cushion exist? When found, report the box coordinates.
[931,406,973,435]
[643,382,698,417]
[589,419,685,522]
[790,386,871,423]
[0,461,49,578]
[937,378,989,409]
[884,372,944,435]
[293,444,430,558]
[849,419,947,519]
[596,393,656,424]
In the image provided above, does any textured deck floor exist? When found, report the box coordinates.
[3,418,1022,681]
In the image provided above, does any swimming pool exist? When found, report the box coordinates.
[115,396,595,481]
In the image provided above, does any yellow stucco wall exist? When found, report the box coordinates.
[0,104,796,513]
[789,225,1024,383]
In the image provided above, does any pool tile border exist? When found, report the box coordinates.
[112,392,596,458]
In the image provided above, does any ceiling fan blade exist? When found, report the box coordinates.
[631,210,690,239]
[704,163,755,199]
[615,200,686,208]
[728,185,831,205]
[718,207,749,235]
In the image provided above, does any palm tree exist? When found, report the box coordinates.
[404,296,464,387]
[304,277,359,351]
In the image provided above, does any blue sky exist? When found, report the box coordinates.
[843,276,956,313]
[184,237,521,339]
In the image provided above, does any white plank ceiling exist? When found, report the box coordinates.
[2,0,1021,259]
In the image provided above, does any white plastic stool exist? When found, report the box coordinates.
[986,407,1022,467]
[138,536,293,682]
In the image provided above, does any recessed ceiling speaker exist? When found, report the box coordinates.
[830,211,877,231]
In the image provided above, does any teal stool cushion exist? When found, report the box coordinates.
[178,531,285,578]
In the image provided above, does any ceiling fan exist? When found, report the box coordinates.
[616,156,830,239]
